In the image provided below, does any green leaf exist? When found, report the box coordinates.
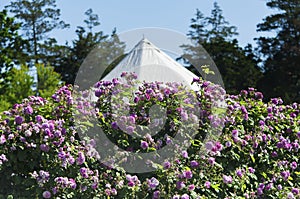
[250,154,255,163]
[148,147,156,152]
[261,172,267,179]
[211,183,220,192]
[183,166,191,171]
[191,139,201,147]
[242,183,246,192]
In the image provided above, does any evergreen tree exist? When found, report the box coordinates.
[39,37,69,69]
[187,9,207,43]
[55,9,125,87]
[5,0,69,64]
[182,2,262,94]
[84,8,100,33]
[206,2,238,41]
[0,9,27,89]
[256,0,300,103]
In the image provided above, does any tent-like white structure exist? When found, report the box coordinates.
[101,38,199,90]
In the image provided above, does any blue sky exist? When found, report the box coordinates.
[1,0,276,47]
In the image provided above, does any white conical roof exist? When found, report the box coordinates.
[101,38,198,90]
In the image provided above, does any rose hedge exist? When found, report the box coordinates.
[0,73,299,199]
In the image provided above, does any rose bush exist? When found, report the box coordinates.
[0,72,299,198]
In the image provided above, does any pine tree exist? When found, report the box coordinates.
[5,0,69,64]
[187,9,207,43]
[256,0,300,103]
[84,8,100,33]
[0,9,27,89]
[182,2,262,94]
[206,2,238,41]
[55,9,125,87]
